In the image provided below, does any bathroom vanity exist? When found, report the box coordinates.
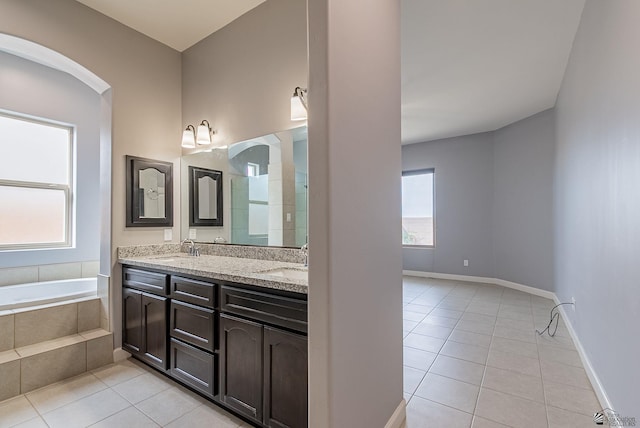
[118,251,308,428]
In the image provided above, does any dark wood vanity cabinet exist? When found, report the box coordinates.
[122,266,308,428]
[220,285,308,428]
[122,269,169,371]
[168,276,218,398]
[220,314,264,421]
[263,326,308,428]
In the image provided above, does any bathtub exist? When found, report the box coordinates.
[0,277,98,311]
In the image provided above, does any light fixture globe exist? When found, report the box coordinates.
[291,87,308,121]
[181,125,196,148]
[196,120,212,146]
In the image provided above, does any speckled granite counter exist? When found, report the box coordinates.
[118,253,308,294]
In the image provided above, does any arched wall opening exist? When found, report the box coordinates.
[0,32,112,325]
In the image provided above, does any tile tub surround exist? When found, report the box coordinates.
[0,297,113,401]
[402,276,602,428]
[117,243,305,264]
[0,261,100,288]
[118,252,308,294]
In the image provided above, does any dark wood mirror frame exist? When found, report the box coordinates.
[189,166,223,227]
[126,155,173,227]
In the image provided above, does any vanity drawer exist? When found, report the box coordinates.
[123,267,168,295]
[170,276,216,308]
[220,286,307,333]
[170,300,216,352]
[169,338,216,398]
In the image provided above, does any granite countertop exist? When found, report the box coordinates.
[118,253,308,294]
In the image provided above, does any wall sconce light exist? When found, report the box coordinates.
[291,87,308,121]
[181,120,215,148]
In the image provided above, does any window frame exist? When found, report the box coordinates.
[401,168,435,248]
[0,111,74,251]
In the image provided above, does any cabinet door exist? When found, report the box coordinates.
[142,293,168,370]
[220,314,263,422]
[122,288,142,355]
[263,327,308,428]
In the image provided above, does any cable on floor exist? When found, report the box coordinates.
[535,302,574,337]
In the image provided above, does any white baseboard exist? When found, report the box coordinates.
[402,270,555,300]
[402,269,612,411]
[494,278,555,300]
[113,347,131,362]
[384,399,406,428]
[403,270,494,285]
[554,302,613,411]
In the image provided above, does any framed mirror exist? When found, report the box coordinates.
[126,155,173,227]
[189,166,223,227]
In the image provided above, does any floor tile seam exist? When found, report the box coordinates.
[110,377,173,406]
[490,332,537,346]
[483,358,543,379]
[478,381,546,405]
[403,361,435,372]
[159,402,209,428]
[411,385,479,415]
[541,377,598,392]
[446,337,491,350]
[536,352,588,370]
[22,372,108,417]
[470,344,490,422]
[38,385,118,421]
[535,332,553,428]
[406,325,454,341]
[425,366,483,388]
[84,403,140,428]
[413,396,475,419]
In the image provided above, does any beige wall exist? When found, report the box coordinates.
[181,0,307,148]
[308,0,404,426]
[0,0,182,247]
[0,0,182,342]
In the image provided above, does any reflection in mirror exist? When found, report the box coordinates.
[180,126,307,247]
[189,166,222,227]
[198,176,217,219]
[139,167,166,218]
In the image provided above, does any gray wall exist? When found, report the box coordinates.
[181,0,307,149]
[402,110,556,293]
[0,51,100,268]
[493,109,555,291]
[402,133,495,277]
[554,0,640,413]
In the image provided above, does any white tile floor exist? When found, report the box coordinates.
[0,359,251,428]
[0,276,601,428]
[402,276,600,428]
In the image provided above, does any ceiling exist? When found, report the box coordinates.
[74,0,586,144]
[74,0,266,52]
[402,0,585,144]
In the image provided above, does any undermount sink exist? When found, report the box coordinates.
[148,253,192,262]
[261,268,308,281]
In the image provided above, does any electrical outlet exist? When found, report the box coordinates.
[463,259,469,267]
[189,229,197,239]
[571,296,576,311]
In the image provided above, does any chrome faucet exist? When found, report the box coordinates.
[300,243,309,267]
[181,239,200,256]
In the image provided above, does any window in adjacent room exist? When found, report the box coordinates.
[247,162,260,177]
[402,168,434,247]
[0,112,73,250]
